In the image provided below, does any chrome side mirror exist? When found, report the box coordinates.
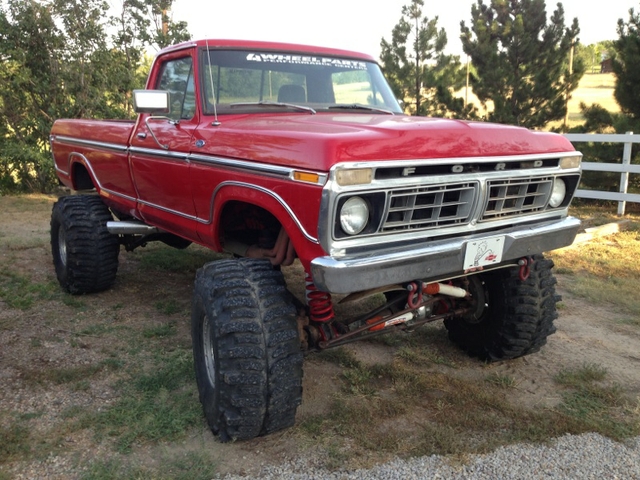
[133,90,170,114]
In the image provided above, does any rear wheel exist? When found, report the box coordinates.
[444,254,560,361]
[50,195,119,294]
[191,258,303,441]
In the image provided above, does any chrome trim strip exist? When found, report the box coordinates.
[54,164,69,177]
[136,199,200,222]
[129,146,188,161]
[329,151,581,175]
[55,135,326,183]
[211,181,319,244]
[311,216,581,293]
[66,152,137,203]
[190,153,292,177]
[54,135,128,153]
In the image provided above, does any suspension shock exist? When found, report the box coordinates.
[304,271,335,323]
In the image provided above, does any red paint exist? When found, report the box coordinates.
[50,39,576,269]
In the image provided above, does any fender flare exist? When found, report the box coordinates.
[205,181,324,264]
[64,153,100,192]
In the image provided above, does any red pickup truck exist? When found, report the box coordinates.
[50,39,582,441]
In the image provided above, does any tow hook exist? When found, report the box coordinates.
[518,256,534,281]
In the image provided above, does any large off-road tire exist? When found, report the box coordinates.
[50,195,120,294]
[443,254,560,361]
[191,258,303,442]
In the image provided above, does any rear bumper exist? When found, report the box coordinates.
[310,217,580,294]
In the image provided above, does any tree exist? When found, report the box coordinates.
[612,7,640,119]
[380,0,473,118]
[0,0,65,192]
[572,7,640,196]
[0,0,191,193]
[460,0,584,128]
[115,0,190,52]
[575,41,613,74]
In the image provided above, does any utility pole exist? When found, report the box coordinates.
[563,40,575,130]
[465,55,470,109]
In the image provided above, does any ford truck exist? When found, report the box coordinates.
[49,39,582,441]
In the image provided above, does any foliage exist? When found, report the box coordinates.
[460,0,584,128]
[612,7,640,119]
[380,0,475,118]
[0,0,190,193]
[569,8,640,194]
[575,41,614,74]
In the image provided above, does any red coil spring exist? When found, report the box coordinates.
[304,272,335,323]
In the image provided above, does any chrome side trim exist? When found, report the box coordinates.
[54,135,128,153]
[54,164,69,177]
[190,153,292,178]
[311,216,581,294]
[55,135,325,184]
[129,146,188,161]
[211,181,319,244]
[136,199,201,222]
[65,152,137,203]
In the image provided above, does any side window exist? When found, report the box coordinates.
[157,57,195,120]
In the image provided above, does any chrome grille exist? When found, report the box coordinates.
[381,183,476,232]
[482,176,553,221]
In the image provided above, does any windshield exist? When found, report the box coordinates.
[200,49,403,114]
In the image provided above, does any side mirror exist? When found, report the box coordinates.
[133,90,170,114]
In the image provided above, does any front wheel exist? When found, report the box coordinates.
[50,195,119,294]
[444,254,560,361]
[191,258,303,442]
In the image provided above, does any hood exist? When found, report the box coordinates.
[195,113,575,171]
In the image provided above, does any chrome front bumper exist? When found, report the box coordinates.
[310,217,581,294]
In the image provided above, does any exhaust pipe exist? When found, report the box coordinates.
[107,221,160,235]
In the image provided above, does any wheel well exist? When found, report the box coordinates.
[72,163,95,191]
[219,201,282,250]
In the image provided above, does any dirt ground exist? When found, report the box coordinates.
[1,194,640,479]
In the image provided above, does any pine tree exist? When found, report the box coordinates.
[612,7,640,119]
[380,0,473,118]
[460,0,583,128]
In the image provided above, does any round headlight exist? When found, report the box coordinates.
[340,196,369,235]
[549,178,567,208]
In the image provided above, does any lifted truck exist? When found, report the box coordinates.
[50,39,582,442]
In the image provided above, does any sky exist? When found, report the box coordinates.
[168,0,635,59]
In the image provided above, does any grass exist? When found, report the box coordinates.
[81,451,217,480]
[0,271,58,309]
[299,349,639,466]
[550,206,640,317]
[463,72,618,129]
[88,349,201,453]
[2,195,640,476]
[138,243,224,273]
[554,364,637,438]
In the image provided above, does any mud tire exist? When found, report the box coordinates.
[191,258,303,442]
[444,254,560,361]
[50,195,119,294]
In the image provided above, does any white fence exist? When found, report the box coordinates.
[564,132,640,215]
